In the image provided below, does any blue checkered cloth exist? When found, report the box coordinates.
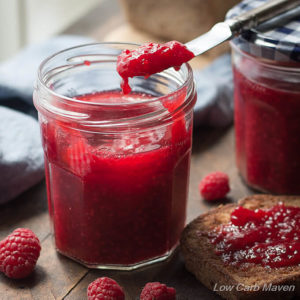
[227,0,300,62]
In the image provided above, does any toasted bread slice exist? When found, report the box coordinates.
[180,195,300,300]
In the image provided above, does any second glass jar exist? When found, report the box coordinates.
[232,44,300,194]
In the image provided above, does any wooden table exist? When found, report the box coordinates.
[0,126,254,300]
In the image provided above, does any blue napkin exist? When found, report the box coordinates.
[0,35,94,204]
[0,36,233,204]
[0,106,44,203]
[193,54,233,127]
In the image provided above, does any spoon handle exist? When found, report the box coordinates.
[226,0,300,34]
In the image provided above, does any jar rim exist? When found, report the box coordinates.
[37,42,194,107]
[34,42,196,132]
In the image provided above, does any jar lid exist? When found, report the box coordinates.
[226,0,300,62]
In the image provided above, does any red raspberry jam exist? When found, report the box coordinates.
[117,41,194,94]
[233,60,300,194]
[210,203,300,268]
[42,91,193,266]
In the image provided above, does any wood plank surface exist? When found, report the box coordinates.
[0,127,255,300]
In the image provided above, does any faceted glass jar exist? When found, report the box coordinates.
[231,44,300,194]
[34,43,196,270]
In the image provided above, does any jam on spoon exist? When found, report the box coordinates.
[117,41,195,94]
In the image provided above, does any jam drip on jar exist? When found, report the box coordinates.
[210,203,300,268]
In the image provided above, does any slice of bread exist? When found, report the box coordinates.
[180,195,300,300]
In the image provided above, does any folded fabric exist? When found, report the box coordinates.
[0,35,94,204]
[0,35,95,117]
[193,54,233,128]
[0,35,233,204]
[0,107,44,203]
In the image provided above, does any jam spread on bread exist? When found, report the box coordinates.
[210,203,300,268]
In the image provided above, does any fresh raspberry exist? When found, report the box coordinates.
[87,277,125,300]
[0,228,41,279]
[140,282,176,300]
[199,171,230,201]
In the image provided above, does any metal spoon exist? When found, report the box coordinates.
[185,0,300,56]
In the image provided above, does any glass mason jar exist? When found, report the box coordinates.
[34,43,196,270]
[228,0,300,195]
[231,44,300,194]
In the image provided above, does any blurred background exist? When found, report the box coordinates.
[0,0,240,66]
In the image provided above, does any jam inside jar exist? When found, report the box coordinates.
[34,43,196,269]
[232,45,300,194]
